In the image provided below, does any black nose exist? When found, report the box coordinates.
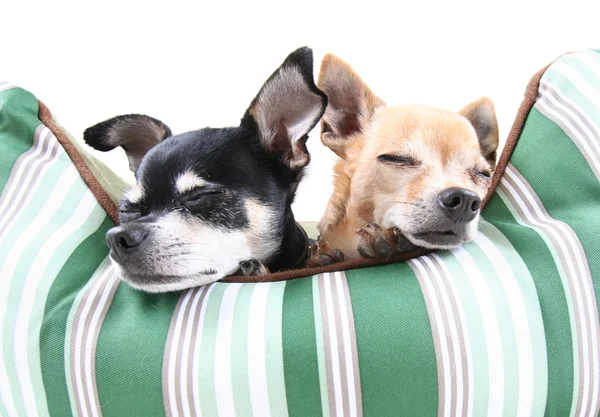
[106,225,149,262]
[438,187,481,223]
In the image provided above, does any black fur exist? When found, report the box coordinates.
[85,47,325,283]
[83,114,172,152]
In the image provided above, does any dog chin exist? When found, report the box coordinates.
[125,277,218,293]
[111,260,228,293]
[405,229,474,250]
[406,234,465,250]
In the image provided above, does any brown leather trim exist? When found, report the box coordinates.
[481,62,552,207]
[38,100,119,223]
[223,246,433,283]
[224,60,555,283]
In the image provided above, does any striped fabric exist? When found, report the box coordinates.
[1,48,599,417]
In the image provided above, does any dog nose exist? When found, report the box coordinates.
[438,187,481,223]
[106,225,149,262]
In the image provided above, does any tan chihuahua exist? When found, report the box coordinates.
[311,54,499,263]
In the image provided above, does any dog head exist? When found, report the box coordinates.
[84,47,327,292]
[318,54,499,249]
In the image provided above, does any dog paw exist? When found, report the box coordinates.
[394,229,415,253]
[238,259,269,276]
[356,222,414,258]
[307,238,345,267]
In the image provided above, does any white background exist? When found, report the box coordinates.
[2,0,597,221]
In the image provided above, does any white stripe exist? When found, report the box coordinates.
[409,258,452,417]
[450,247,504,417]
[168,290,195,417]
[14,189,99,417]
[192,284,216,417]
[248,283,272,417]
[504,166,599,416]
[0,164,78,417]
[473,231,535,417]
[0,128,53,237]
[323,273,344,417]
[181,288,205,417]
[541,55,600,416]
[421,256,464,417]
[432,253,475,417]
[579,51,600,417]
[551,61,600,109]
[575,51,600,80]
[536,88,600,177]
[83,267,119,417]
[505,167,596,375]
[540,80,600,158]
[214,284,242,417]
[333,272,358,417]
[0,82,16,92]
[73,265,113,417]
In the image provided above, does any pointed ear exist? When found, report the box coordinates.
[317,53,385,159]
[459,97,500,169]
[243,47,327,169]
[83,114,172,173]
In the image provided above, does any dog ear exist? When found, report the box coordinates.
[317,54,385,159]
[459,97,500,169]
[243,47,327,169]
[84,114,172,173]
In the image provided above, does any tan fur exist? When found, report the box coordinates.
[317,54,499,259]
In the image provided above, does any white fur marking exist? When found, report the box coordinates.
[124,184,144,203]
[245,199,280,261]
[176,171,206,194]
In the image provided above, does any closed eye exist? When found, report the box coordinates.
[475,169,492,179]
[377,154,420,166]
[181,188,225,204]
[118,202,143,222]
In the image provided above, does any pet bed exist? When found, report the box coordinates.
[0,49,599,417]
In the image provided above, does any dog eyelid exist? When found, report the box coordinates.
[181,188,225,202]
[473,168,492,179]
[119,201,141,213]
[377,154,420,166]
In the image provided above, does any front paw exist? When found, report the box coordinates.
[356,222,414,258]
[238,259,269,276]
[307,238,345,267]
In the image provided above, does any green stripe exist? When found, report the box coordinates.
[346,263,438,416]
[462,236,520,416]
[41,217,113,417]
[265,282,289,417]
[518,108,600,305]
[483,192,574,416]
[28,195,107,417]
[95,283,180,417]
[64,258,111,417]
[282,275,323,417]
[231,283,255,416]
[0,88,39,190]
[2,169,86,416]
[434,251,489,417]
[478,219,549,416]
[197,283,227,417]
[511,104,600,308]
[0,152,70,270]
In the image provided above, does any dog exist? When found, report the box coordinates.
[310,54,499,263]
[84,47,327,292]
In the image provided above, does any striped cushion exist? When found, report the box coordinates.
[1,49,599,417]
